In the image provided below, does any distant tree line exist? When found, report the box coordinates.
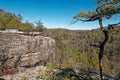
[0,8,45,32]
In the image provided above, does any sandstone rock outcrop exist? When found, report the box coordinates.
[0,33,56,76]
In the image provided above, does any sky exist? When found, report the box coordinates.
[0,0,119,30]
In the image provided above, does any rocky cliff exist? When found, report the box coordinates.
[0,33,56,79]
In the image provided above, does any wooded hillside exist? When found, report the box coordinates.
[0,9,45,32]
[44,27,120,77]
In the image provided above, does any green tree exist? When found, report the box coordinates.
[35,20,44,32]
[73,0,120,79]
[0,12,23,30]
[22,21,34,32]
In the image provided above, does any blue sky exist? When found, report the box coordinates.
[0,0,119,30]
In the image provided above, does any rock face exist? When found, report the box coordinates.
[0,33,56,76]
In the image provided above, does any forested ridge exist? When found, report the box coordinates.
[44,27,120,77]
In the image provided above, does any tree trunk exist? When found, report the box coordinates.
[90,30,109,80]
[99,30,108,79]
[98,16,103,30]
[98,18,108,80]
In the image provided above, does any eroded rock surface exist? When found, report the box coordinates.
[0,33,56,77]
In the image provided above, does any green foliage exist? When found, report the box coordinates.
[20,21,34,31]
[91,50,99,69]
[35,20,44,32]
[38,63,61,80]
[95,0,120,19]
[74,0,120,22]
[0,9,45,32]
[75,11,95,20]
